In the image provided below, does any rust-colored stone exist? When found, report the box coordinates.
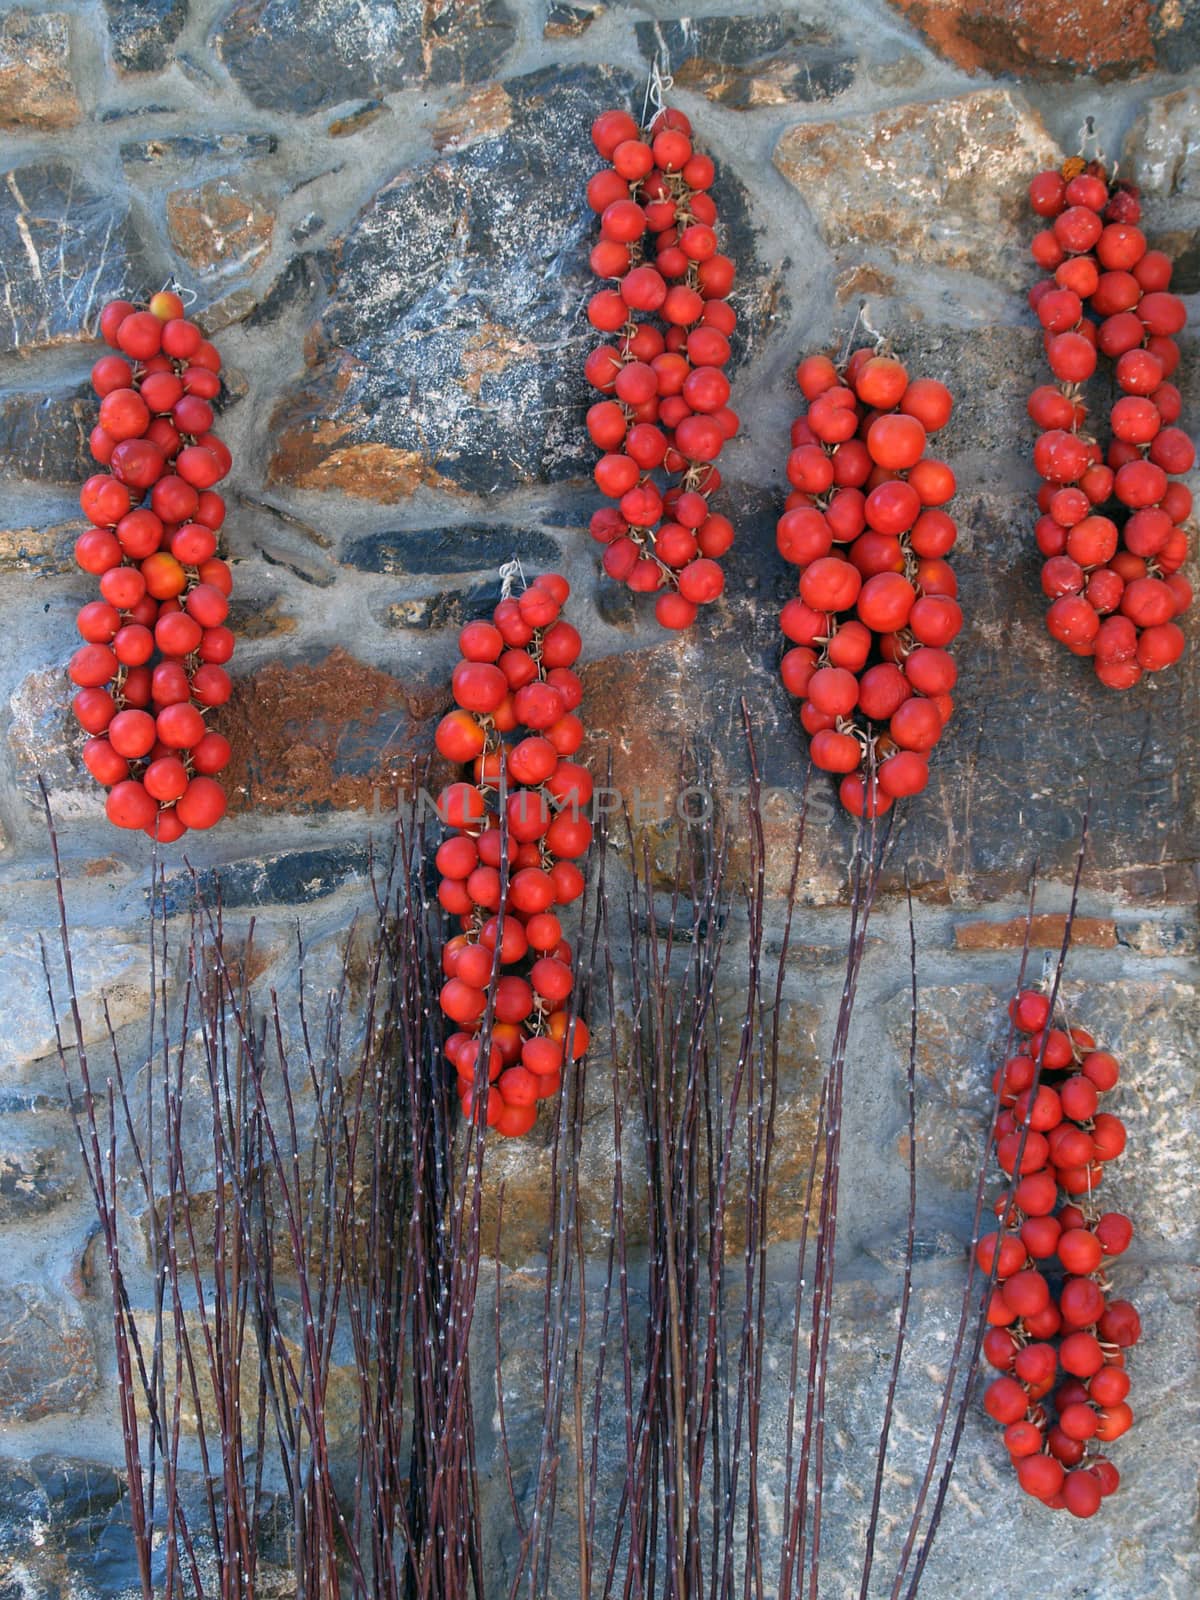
[433,84,512,151]
[166,177,274,275]
[835,263,898,303]
[267,412,458,501]
[954,914,1117,950]
[0,522,75,574]
[221,647,445,814]
[0,11,79,130]
[888,0,1155,79]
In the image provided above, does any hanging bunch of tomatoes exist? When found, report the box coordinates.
[584,101,738,629]
[434,573,591,1137]
[1027,161,1192,686]
[777,345,961,816]
[978,989,1138,1517]
[71,292,233,839]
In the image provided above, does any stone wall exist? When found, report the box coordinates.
[0,0,1197,1595]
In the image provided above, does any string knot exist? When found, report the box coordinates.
[498,557,525,600]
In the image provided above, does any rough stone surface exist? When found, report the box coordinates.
[0,1285,94,1422]
[8,666,95,815]
[343,523,561,575]
[0,10,79,130]
[213,0,518,114]
[220,648,443,812]
[1152,0,1200,70]
[0,1106,76,1222]
[0,523,76,576]
[162,843,369,908]
[166,177,275,276]
[103,0,189,74]
[0,384,92,486]
[1125,84,1200,199]
[953,913,1116,949]
[0,923,152,1068]
[121,130,277,167]
[774,91,1060,286]
[635,16,855,107]
[887,0,1156,78]
[0,1457,139,1598]
[0,164,152,352]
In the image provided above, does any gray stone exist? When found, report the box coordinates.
[0,382,92,486]
[344,524,561,576]
[157,844,369,911]
[756,1263,1198,1599]
[103,0,188,74]
[0,163,153,353]
[120,130,277,165]
[267,65,773,501]
[7,666,95,817]
[1124,85,1200,201]
[0,1107,76,1221]
[475,1252,1197,1597]
[0,1456,133,1598]
[544,1,603,39]
[243,251,331,327]
[0,1285,95,1423]
[1152,0,1200,72]
[0,1454,295,1598]
[635,15,855,108]
[213,0,517,115]
[0,920,152,1068]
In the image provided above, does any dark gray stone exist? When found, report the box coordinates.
[344,524,561,575]
[158,844,370,911]
[120,129,277,164]
[1153,0,1200,72]
[1171,231,1200,293]
[104,0,188,73]
[635,15,855,107]
[213,0,517,114]
[0,163,153,353]
[544,0,603,37]
[267,65,773,500]
[0,382,92,486]
[0,1454,294,1598]
[388,578,509,630]
[292,210,325,242]
[243,251,331,327]
[0,1457,128,1599]
[99,101,177,121]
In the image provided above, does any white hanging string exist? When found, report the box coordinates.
[837,302,865,367]
[860,302,886,351]
[159,274,198,307]
[641,55,674,129]
[499,556,525,599]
